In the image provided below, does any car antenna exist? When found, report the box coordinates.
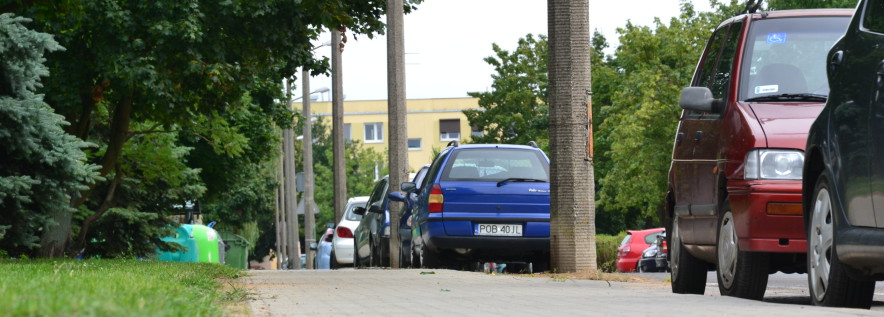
[527,141,539,148]
[447,140,459,147]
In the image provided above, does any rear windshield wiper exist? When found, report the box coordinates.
[744,93,827,102]
[496,178,548,187]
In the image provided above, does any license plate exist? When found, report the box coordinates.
[476,224,523,236]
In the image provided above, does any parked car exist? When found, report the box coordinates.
[331,196,369,268]
[390,164,431,268]
[313,227,335,270]
[654,231,669,272]
[615,228,664,272]
[353,176,393,267]
[802,0,884,309]
[637,244,663,273]
[664,8,852,300]
[403,142,551,270]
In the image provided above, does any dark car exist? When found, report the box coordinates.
[802,0,884,309]
[403,142,551,271]
[637,244,662,273]
[664,8,852,300]
[353,176,392,267]
[654,231,669,272]
[390,164,431,268]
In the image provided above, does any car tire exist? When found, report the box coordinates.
[716,204,769,300]
[369,238,379,268]
[807,174,875,308]
[420,247,442,269]
[330,251,339,269]
[670,215,707,294]
[354,240,364,269]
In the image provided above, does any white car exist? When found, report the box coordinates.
[331,196,369,267]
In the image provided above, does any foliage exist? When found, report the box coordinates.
[595,232,627,273]
[465,1,748,234]
[594,1,742,226]
[301,117,387,236]
[464,34,549,150]
[766,0,857,10]
[0,13,100,254]
[3,0,421,257]
[0,259,241,316]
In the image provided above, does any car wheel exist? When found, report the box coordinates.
[330,251,339,269]
[670,215,707,294]
[420,247,441,269]
[369,238,379,268]
[354,240,364,269]
[716,204,769,300]
[412,246,421,268]
[808,175,875,308]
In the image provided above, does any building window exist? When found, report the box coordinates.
[364,122,383,143]
[471,125,483,138]
[344,123,351,140]
[439,119,460,141]
[408,138,422,150]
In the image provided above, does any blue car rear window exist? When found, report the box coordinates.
[441,148,549,182]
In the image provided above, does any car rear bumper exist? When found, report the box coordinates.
[836,225,884,279]
[728,180,806,253]
[615,257,638,272]
[332,238,354,264]
[424,235,549,255]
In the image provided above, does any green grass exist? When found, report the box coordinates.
[0,259,245,316]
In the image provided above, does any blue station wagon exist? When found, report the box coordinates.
[401,142,551,271]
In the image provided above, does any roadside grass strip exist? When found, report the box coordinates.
[0,259,243,316]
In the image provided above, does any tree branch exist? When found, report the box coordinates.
[73,163,123,253]
[73,91,134,208]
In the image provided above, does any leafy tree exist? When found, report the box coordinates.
[0,13,99,255]
[301,117,386,235]
[595,2,741,224]
[3,0,421,257]
[766,0,857,10]
[464,34,549,150]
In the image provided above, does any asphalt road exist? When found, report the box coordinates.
[635,271,884,307]
[242,269,884,316]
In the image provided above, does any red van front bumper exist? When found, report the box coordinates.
[728,180,806,253]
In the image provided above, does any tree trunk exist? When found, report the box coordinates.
[73,164,123,252]
[547,0,596,272]
[386,0,407,269]
[39,95,134,258]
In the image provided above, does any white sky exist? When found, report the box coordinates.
[295,0,713,101]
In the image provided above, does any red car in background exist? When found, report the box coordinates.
[616,228,664,272]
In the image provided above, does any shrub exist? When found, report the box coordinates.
[596,232,626,273]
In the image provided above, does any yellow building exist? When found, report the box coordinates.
[311,97,480,172]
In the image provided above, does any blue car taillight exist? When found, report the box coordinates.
[429,184,443,213]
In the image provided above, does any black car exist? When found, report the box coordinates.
[802,0,884,309]
[353,176,392,268]
[390,164,431,268]
[654,231,669,272]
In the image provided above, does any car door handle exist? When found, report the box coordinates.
[830,50,844,73]
[694,131,704,141]
[676,132,685,143]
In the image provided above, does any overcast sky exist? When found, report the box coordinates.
[295,0,713,101]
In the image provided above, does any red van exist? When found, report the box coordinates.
[663,9,853,300]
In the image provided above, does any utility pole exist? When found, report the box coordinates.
[302,68,316,270]
[332,29,347,225]
[284,79,301,269]
[276,149,287,269]
[386,0,407,269]
[547,0,596,272]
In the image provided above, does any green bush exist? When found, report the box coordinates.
[596,232,626,273]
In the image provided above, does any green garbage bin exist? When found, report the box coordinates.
[219,231,250,269]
